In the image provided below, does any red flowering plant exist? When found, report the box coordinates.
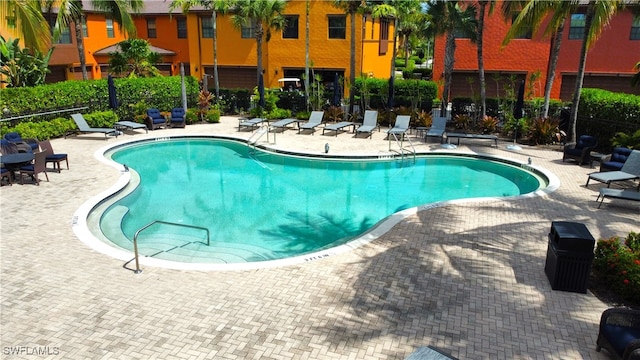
[593,232,640,305]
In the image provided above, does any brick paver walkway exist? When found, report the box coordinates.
[1,116,637,359]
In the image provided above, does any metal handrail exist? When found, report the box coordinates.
[388,133,416,163]
[131,220,210,274]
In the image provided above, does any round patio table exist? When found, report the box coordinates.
[0,153,35,171]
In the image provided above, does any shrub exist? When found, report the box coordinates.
[266,108,291,120]
[185,109,199,124]
[479,116,499,134]
[453,114,472,130]
[203,109,220,123]
[593,232,640,305]
[528,117,560,145]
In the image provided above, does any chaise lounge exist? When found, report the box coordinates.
[586,150,640,190]
[355,110,379,139]
[298,111,324,134]
[68,114,119,139]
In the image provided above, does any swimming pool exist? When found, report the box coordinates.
[77,137,555,271]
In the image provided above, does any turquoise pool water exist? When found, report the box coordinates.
[99,138,544,264]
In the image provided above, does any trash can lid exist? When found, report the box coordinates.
[551,221,595,241]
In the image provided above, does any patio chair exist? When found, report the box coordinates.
[39,139,68,173]
[271,118,298,132]
[1,167,12,186]
[425,117,447,143]
[146,108,167,130]
[298,111,324,134]
[600,147,633,172]
[563,135,597,166]
[355,110,379,139]
[69,114,119,139]
[387,115,410,139]
[169,108,186,128]
[586,150,640,190]
[596,307,640,360]
[3,132,39,152]
[18,151,48,185]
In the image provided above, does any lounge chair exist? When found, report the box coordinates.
[425,117,447,143]
[270,118,298,132]
[596,188,640,208]
[298,111,324,134]
[146,109,167,130]
[39,139,68,173]
[355,110,379,139]
[238,117,266,131]
[114,121,148,134]
[596,307,640,359]
[586,150,640,189]
[387,115,410,138]
[169,108,186,128]
[445,132,498,147]
[563,135,597,166]
[68,114,119,139]
[323,121,355,136]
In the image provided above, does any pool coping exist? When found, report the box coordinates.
[71,134,560,272]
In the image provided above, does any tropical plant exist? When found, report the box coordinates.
[611,129,640,149]
[230,0,287,87]
[593,232,640,305]
[325,105,344,123]
[0,0,51,52]
[108,39,161,78]
[426,1,477,118]
[632,61,640,88]
[170,0,230,99]
[453,114,472,130]
[415,109,432,127]
[528,116,559,145]
[0,36,53,87]
[479,115,499,134]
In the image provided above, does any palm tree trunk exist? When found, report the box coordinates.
[256,22,263,86]
[75,15,88,80]
[305,0,310,111]
[348,9,356,115]
[476,2,486,120]
[442,31,456,118]
[569,7,593,142]
[213,10,220,99]
[543,22,564,118]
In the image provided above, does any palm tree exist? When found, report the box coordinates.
[170,0,230,99]
[427,1,477,117]
[568,1,620,142]
[632,61,640,88]
[230,0,287,87]
[333,0,366,115]
[304,0,311,111]
[503,0,574,119]
[476,0,496,120]
[0,0,50,52]
[108,38,161,78]
[47,0,142,80]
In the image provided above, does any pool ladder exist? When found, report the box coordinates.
[388,132,416,164]
[247,124,270,151]
[129,220,210,274]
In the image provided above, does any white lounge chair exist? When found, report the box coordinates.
[238,117,266,131]
[68,113,118,139]
[355,110,379,139]
[298,111,324,134]
[387,115,410,138]
[586,150,640,190]
[596,188,640,208]
[271,118,298,132]
[114,121,148,134]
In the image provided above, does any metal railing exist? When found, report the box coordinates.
[388,132,416,163]
[130,220,210,274]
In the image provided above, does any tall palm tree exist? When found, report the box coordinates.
[503,0,574,119]
[427,0,477,117]
[48,0,142,80]
[333,0,366,115]
[632,61,640,88]
[230,0,287,87]
[0,0,50,52]
[171,0,230,99]
[476,0,496,120]
[304,0,310,111]
[568,0,620,142]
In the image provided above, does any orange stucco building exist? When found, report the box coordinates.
[432,3,640,102]
[42,1,395,94]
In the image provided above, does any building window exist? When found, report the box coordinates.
[6,16,16,29]
[147,18,157,38]
[569,13,585,40]
[49,18,71,44]
[241,21,256,39]
[379,18,389,55]
[106,17,114,38]
[177,17,187,38]
[328,15,346,39]
[82,17,88,37]
[631,15,640,40]
[511,13,532,39]
[201,16,213,38]
[283,15,298,39]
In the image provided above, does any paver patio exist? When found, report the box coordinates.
[1,116,637,359]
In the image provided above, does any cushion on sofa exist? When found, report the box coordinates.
[602,324,640,356]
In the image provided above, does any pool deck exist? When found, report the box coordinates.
[1,116,638,359]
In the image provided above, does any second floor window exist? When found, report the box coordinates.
[201,17,213,38]
[82,17,88,37]
[328,15,346,39]
[106,17,114,38]
[177,17,187,38]
[147,18,157,38]
[49,18,71,44]
[283,15,298,39]
[569,13,585,40]
[512,13,532,39]
[631,15,640,40]
[241,21,256,39]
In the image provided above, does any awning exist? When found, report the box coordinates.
[93,43,176,56]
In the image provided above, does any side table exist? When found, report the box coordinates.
[589,152,607,169]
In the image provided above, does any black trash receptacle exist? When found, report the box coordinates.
[544,221,596,293]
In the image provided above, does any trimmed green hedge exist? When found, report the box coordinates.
[352,77,438,110]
